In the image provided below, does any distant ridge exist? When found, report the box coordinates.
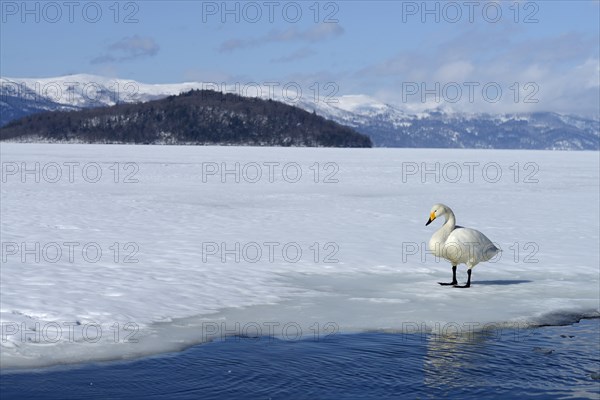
[0,89,373,147]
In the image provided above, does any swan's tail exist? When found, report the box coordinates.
[484,243,501,261]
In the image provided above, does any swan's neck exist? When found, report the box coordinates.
[443,210,456,232]
[434,210,456,243]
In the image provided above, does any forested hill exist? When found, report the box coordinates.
[0,89,372,148]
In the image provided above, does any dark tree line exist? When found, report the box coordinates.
[0,89,372,148]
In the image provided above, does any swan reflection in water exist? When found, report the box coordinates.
[422,322,509,392]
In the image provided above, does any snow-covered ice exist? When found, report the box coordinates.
[1,144,598,368]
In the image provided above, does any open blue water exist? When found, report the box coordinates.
[1,319,599,399]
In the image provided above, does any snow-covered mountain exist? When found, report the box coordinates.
[0,74,199,111]
[2,75,598,149]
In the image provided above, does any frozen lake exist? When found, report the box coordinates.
[1,143,598,368]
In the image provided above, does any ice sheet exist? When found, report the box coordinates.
[1,144,598,368]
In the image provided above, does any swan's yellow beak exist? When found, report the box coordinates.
[426,211,436,226]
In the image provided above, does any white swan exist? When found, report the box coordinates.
[426,203,500,288]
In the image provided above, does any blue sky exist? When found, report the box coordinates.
[1,1,599,115]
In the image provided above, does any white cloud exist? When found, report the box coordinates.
[435,61,475,82]
[352,29,600,116]
[91,35,159,64]
[218,24,344,53]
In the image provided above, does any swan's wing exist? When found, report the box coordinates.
[450,227,492,245]
[446,227,499,263]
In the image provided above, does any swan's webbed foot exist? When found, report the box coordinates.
[453,283,471,288]
[438,265,457,286]
[438,281,457,286]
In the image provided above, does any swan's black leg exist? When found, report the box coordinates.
[454,269,472,288]
[438,265,457,286]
